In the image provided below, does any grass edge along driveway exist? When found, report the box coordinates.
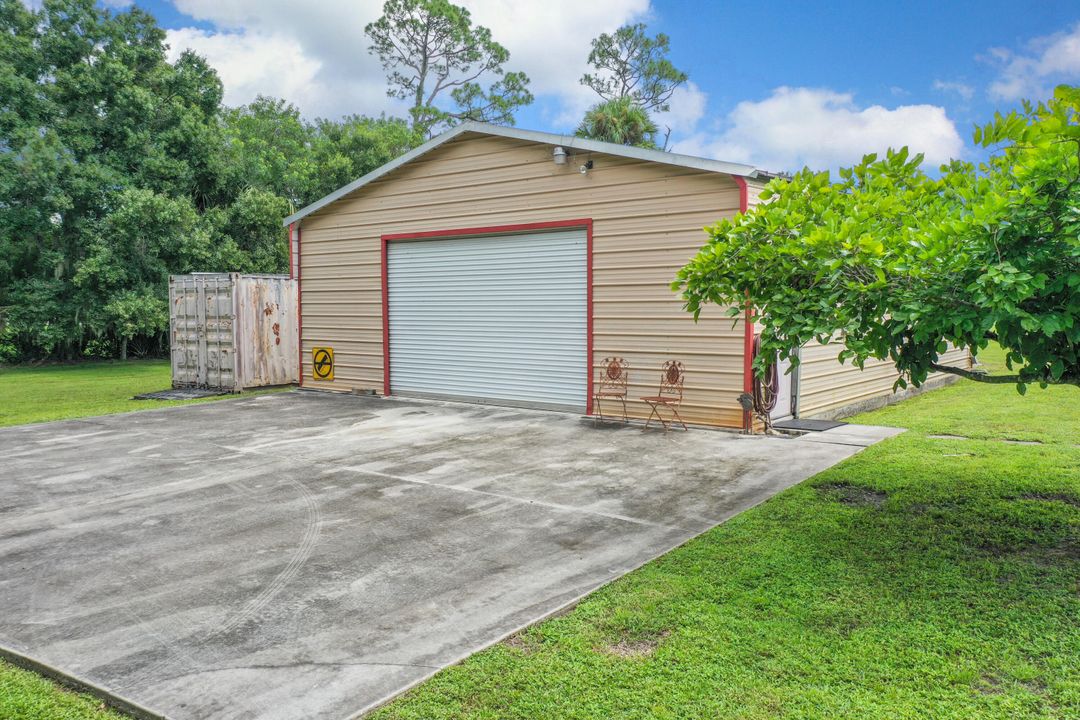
[372,347,1078,720]
[0,360,286,428]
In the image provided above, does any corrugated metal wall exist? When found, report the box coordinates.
[170,274,238,389]
[235,275,299,389]
[169,273,298,391]
[798,340,972,418]
[298,133,750,427]
[387,230,587,410]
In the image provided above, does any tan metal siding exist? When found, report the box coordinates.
[299,133,748,427]
[798,341,972,417]
[744,178,769,208]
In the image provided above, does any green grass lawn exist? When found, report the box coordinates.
[0,360,286,427]
[371,348,1079,720]
[0,661,128,720]
[1,351,1076,719]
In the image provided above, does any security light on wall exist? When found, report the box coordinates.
[552,146,567,165]
[579,160,593,175]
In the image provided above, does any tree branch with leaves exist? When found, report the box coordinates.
[365,0,533,135]
[575,96,659,148]
[576,23,687,148]
[580,23,687,113]
[675,85,1080,394]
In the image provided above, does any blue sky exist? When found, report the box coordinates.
[124,0,1080,172]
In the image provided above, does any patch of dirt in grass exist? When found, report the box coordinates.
[907,500,965,516]
[982,539,1080,567]
[597,630,671,659]
[1020,492,1080,507]
[1030,541,1080,565]
[979,672,1049,696]
[977,674,1004,695]
[503,633,538,655]
[817,482,888,507]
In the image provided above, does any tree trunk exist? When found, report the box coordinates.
[120,337,127,361]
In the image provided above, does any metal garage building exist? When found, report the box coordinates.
[283,122,969,430]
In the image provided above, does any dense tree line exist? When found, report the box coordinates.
[0,0,420,361]
[1,0,684,362]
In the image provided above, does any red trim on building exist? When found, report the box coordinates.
[731,176,754,432]
[584,221,594,415]
[379,218,595,413]
[381,218,594,242]
[295,224,304,388]
[381,233,391,395]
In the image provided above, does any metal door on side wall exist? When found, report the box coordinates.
[386,229,587,411]
[771,355,794,421]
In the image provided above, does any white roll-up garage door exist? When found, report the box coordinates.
[387,229,587,411]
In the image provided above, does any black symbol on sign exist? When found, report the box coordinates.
[313,349,332,378]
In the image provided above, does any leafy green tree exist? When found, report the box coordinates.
[365,0,533,134]
[307,115,419,201]
[221,99,420,209]
[576,96,659,148]
[73,189,210,359]
[0,0,229,360]
[220,96,315,208]
[580,23,688,114]
[0,0,423,361]
[211,188,292,274]
[675,86,1080,392]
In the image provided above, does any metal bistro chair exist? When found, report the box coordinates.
[641,360,688,432]
[592,357,629,424]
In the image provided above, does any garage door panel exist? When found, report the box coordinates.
[387,229,587,410]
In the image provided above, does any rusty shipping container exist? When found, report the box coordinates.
[169,273,299,391]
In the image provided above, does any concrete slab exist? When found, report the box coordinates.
[0,393,899,719]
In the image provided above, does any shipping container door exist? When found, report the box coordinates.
[200,275,237,390]
[387,229,587,411]
[169,274,236,390]
[170,276,200,386]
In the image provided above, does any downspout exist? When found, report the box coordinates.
[732,176,754,433]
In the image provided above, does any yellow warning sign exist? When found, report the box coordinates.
[312,347,334,381]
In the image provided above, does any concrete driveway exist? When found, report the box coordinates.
[0,392,899,719]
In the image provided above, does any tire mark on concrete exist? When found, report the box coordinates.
[216,477,322,635]
[118,474,321,687]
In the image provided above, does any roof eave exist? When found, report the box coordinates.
[283,124,474,226]
[283,121,775,226]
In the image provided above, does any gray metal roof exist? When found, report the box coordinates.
[283,121,776,226]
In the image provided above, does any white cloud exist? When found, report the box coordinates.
[654,82,707,135]
[167,28,317,109]
[987,22,1080,101]
[165,26,398,119]
[933,79,974,102]
[551,83,606,129]
[671,87,964,173]
[460,0,650,99]
[165,0,649,122]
